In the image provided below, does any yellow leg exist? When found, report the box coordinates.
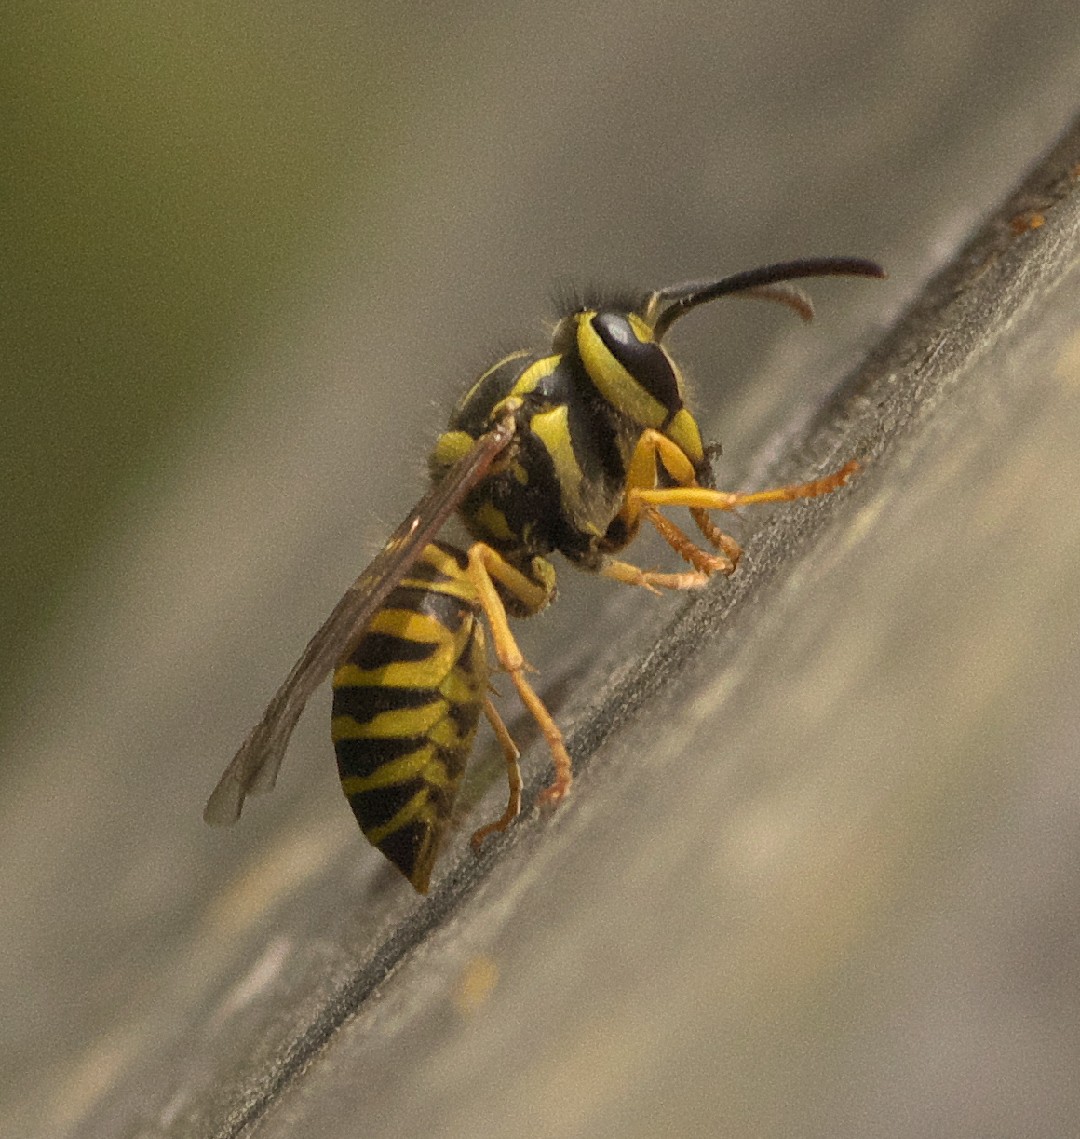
[466,544,573,809]
[632,459,859,514]
[689,507,743,568]
[644,505,737,576]
[600,557,710,593]
[598,504,741,593]
[603,429,739,590]
[620,429,699,531]
[470,697,524,849]
[613,431,856,587]
[627,460,857,573]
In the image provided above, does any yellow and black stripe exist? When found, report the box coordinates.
[208,257,883,895]
[430,300,711,575]
[331,541,487,893]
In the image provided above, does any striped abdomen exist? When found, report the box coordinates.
[331,542,486,893]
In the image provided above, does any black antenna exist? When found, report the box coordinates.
[649,257,886,340]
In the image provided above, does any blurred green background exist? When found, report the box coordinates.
[2,6,402,733]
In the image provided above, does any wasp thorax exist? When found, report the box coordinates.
[211,255,882,894]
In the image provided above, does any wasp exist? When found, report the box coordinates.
[205,257,884,892]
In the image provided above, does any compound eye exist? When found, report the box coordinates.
[590,311,681,417]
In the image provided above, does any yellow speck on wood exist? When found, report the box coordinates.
[453,955,499,1016]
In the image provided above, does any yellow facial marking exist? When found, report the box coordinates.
[576,315,667,428]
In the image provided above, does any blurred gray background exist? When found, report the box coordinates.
[4,3,1080,1137]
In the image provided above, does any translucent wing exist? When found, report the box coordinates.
[204,412,517,826]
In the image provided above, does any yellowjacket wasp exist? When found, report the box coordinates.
[206,257,884,892]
